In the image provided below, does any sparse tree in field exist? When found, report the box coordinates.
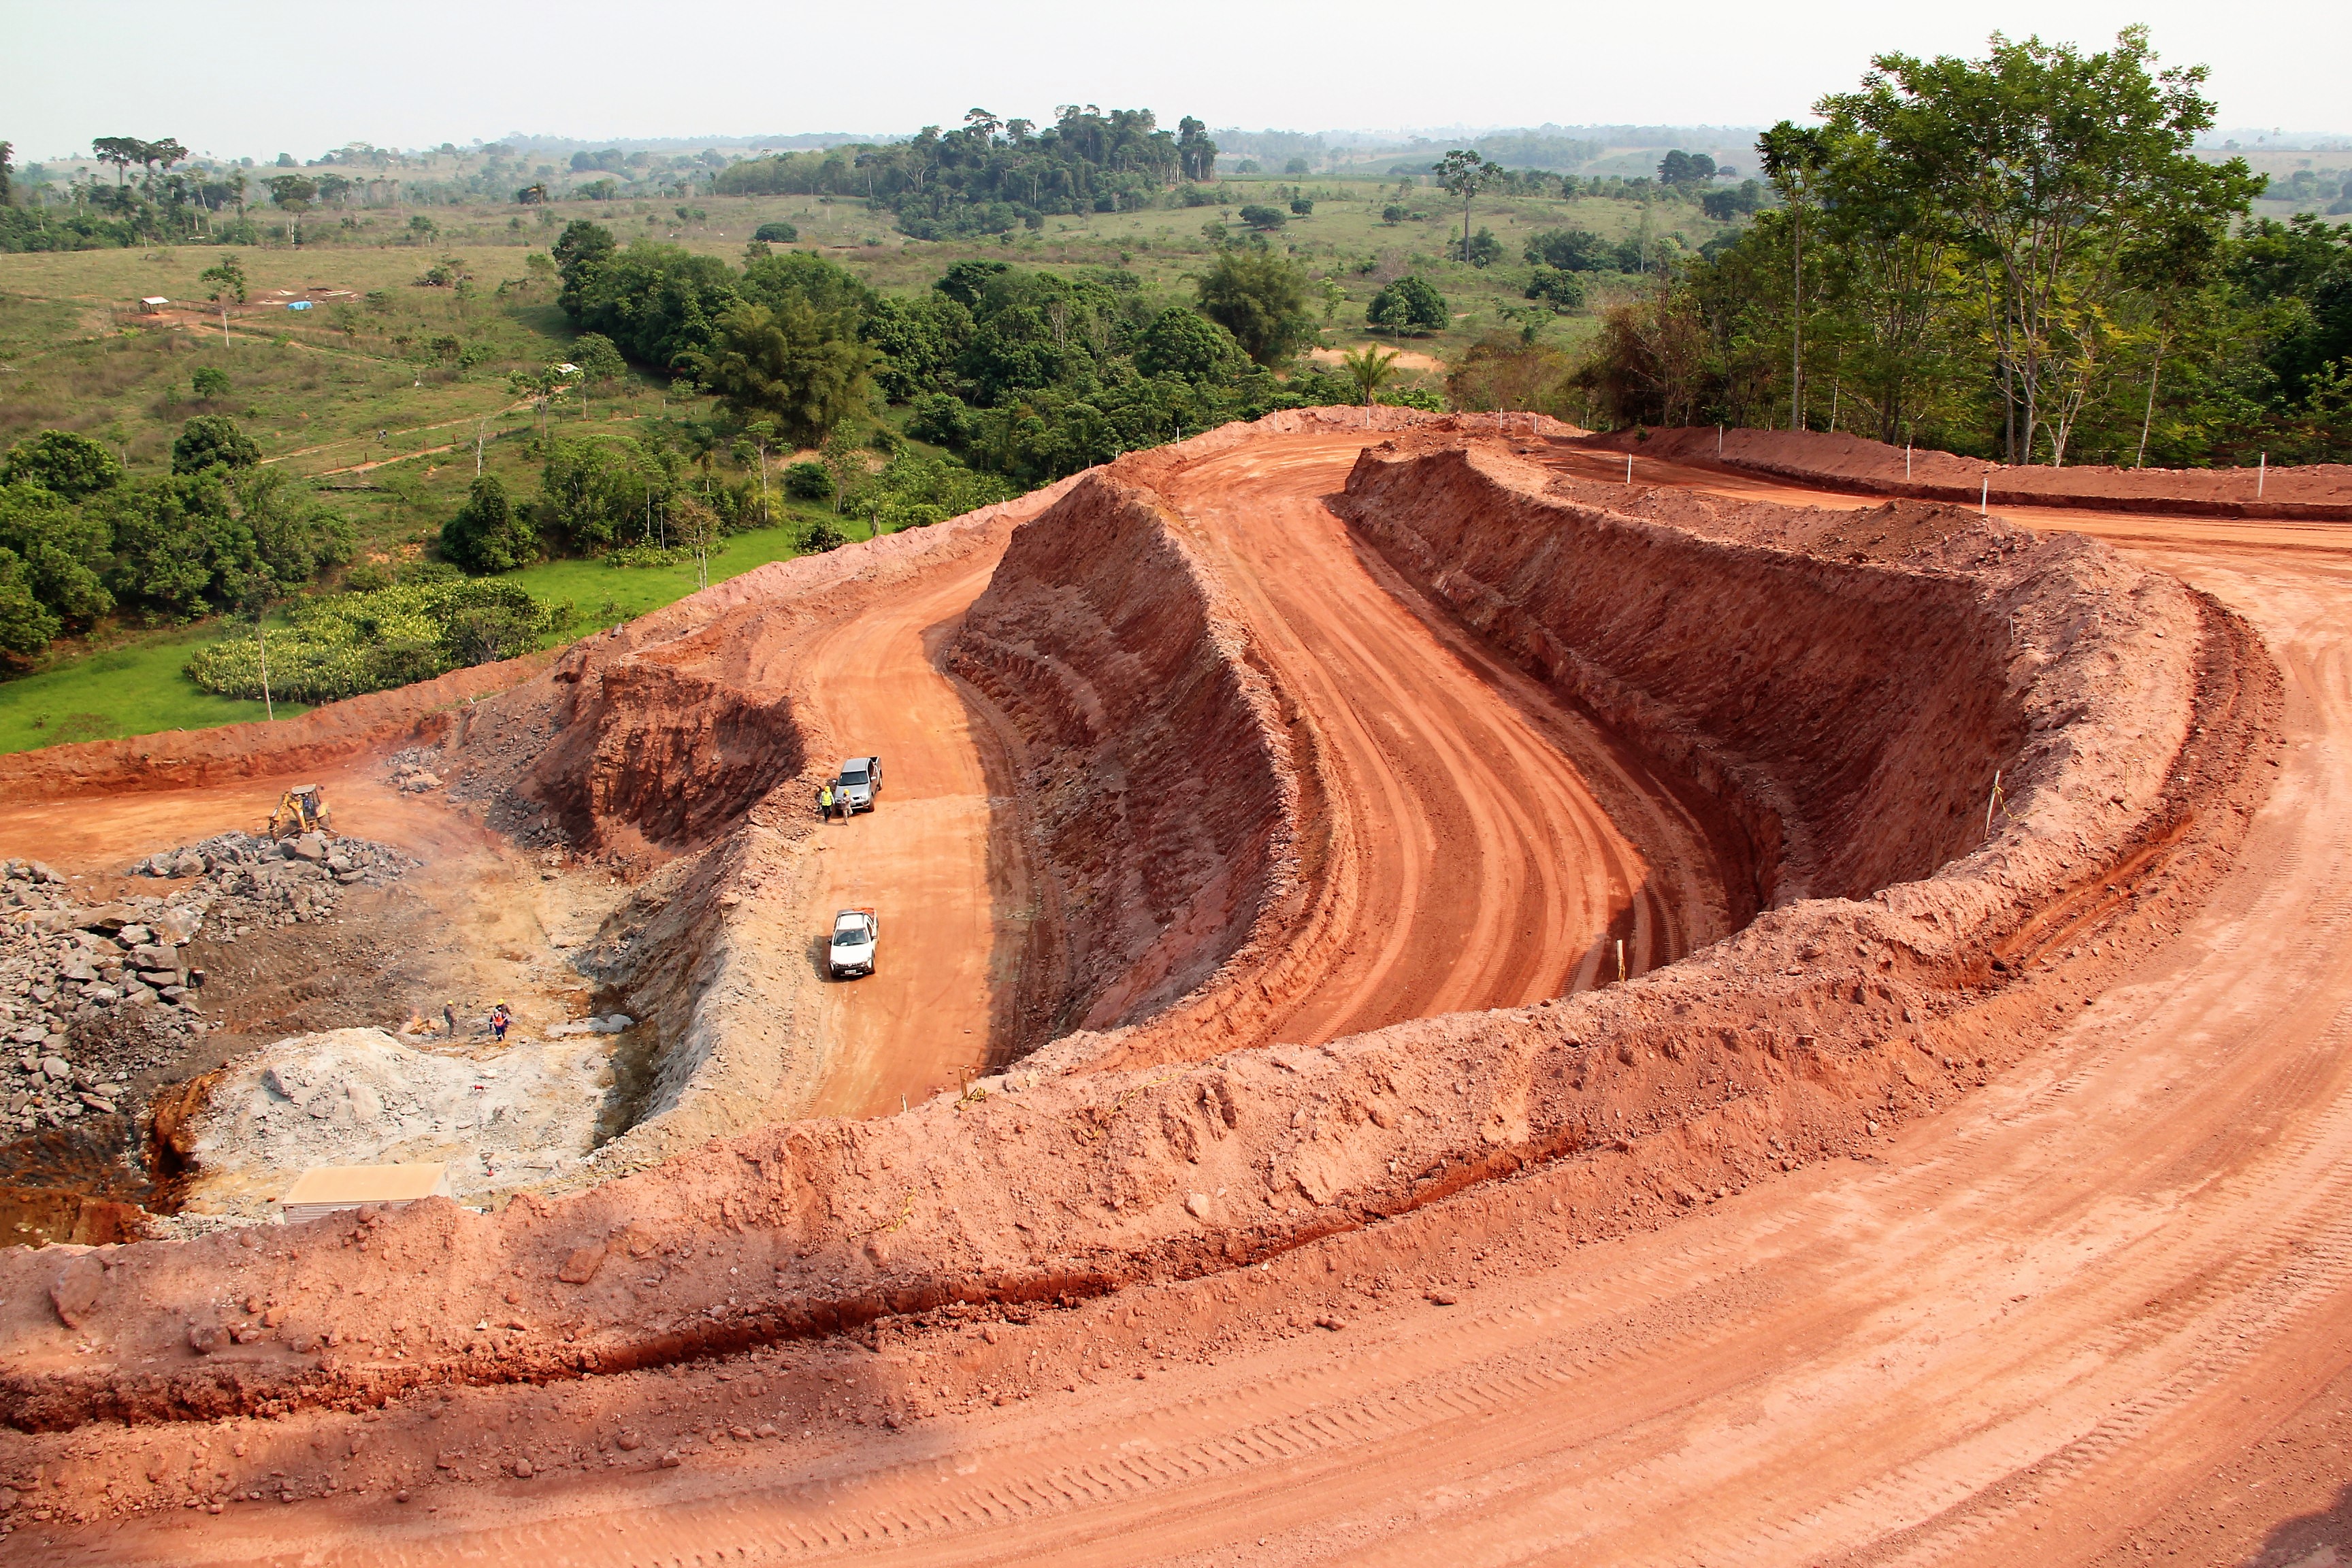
[672,494,721,589]
[1434,150,1505,267]
[744,419,777,523]
[572,332,625,419]
[263,174,316,244]
[1367,274,1449,336]
[191,366,230,402]
[199,254,247,348]
[1341,344,1403,425]
[819,424,864,519]
[1757,121,1829,429]
[91,136,142,186]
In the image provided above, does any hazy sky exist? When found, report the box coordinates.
[5,0,2344,161]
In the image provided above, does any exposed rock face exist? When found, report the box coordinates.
[948,470,1303,1050]
[1336,436,2037,909]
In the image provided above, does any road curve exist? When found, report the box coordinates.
[1150,431,1731,1047]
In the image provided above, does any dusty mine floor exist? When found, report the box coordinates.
[3,415,2351,1566]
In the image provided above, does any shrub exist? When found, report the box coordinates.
[1,430,122,500]
[1525,267,1588,310]
[781,460,834,501]
[1367,275,1449,335]
[800,517,846,553]
[439,475,540,574]
[184,579,567,702]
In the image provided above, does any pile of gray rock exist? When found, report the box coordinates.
[131,830,416,943]
[2,860,169,1132]
[0,836,414,1135]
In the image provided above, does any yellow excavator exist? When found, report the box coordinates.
[265,784,333,839]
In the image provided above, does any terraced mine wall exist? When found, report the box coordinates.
[1336,436,2028,910]
[946,470,1303,1052]
[0,419,2281,1437]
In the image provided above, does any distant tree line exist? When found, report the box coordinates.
[712,105,1218,239]
[544,216,1389,497]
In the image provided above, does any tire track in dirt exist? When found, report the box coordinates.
[1147,434,1727,1049]
[347,492,2352,1568]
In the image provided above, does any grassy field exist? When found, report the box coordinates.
[0,615,308,755]
[0,167,1735,755]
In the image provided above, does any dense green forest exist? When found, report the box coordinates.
[551,217,1409,489]
[0,425,351,658]
[1566,29,2352,465]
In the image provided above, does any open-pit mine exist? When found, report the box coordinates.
[6,409,2352,1567]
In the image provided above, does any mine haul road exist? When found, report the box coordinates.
[24,431,2352,1568]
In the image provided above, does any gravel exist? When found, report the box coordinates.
[0,834,414,1134]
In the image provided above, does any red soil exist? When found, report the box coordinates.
[0,413,2332,1567]
[1583,424,2352,521]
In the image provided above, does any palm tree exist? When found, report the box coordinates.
[1341,344,1403,427]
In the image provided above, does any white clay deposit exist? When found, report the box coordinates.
[179,1025,620,1218]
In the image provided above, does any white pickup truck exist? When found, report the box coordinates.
[828,908,878,979]
[833,756,883,815]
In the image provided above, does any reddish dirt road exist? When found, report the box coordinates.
[800,430,1728,1113]
[1154,434,1729,1043]
[17,438,2352,1567]
[796,548,1020,1117]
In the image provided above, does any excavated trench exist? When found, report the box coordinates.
[0,411,2281,1445]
